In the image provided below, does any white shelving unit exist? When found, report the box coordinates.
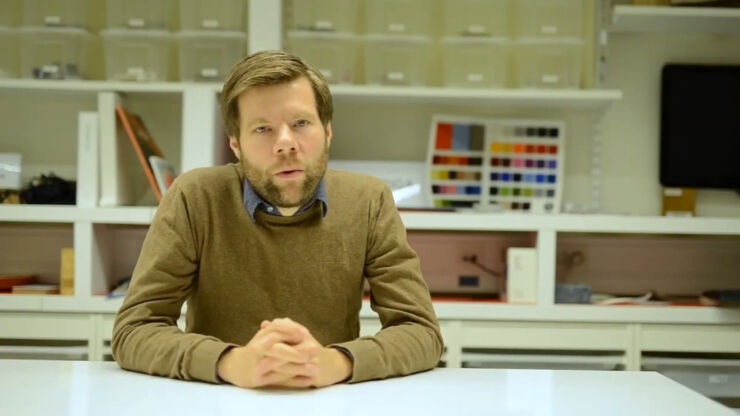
[610,5,740,34]
[1,2,739,381]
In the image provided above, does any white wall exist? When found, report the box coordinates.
[601,32,740,217]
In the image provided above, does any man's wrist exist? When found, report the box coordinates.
[329,346,353,383]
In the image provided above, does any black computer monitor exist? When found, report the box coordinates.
[660,64,740,190]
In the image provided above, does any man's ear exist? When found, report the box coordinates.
[325,122,333,147]
[228,136,241,160]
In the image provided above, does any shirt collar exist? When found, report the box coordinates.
[242,178,328,222]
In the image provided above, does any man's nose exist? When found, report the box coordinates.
[274,125,297,154]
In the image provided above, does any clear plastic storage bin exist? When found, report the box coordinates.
[0,0,21,27]
[643,357,740,399]
[18,27,90,79]
[291,0,360,33]
[363,34,433,86]
[287,31,359,84]
[514,38,583,89]
[365,0,431,35]
[442,37,510,88]
[177,31,246,82]
[443,0,512,37]
[106,0,172,29]
[101,29,172,81]
[0,28,19,78]
[515,0,584,38]
[22,0,89,28]
[179,0,245,31]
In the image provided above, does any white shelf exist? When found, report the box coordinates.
[331,85,623,111]
[400,212,740,235]
[3,296,739,325]
[610,5,740,34]
[0,206,156,224]
[0,79,622,111]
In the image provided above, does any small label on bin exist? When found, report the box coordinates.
[129,18,145,28]
[200,68,219,78]
[202,19,219,29]
[467,73,483,83]
[127,67,146,81]
[41,65,59,74]
[44,16,61,25]
[388,23,406,32]
[387,72,405,81]
[541,25,558,34]
[467,25,485,34]
[315,20,333,30]
[542,74,559,84]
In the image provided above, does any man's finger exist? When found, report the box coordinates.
[269,375,315,389]
[263,342,312,363]
[268,362,318,378]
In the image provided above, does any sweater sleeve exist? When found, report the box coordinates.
[331,185,444,383]
[111,183,234,383]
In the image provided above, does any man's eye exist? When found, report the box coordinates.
[255,126,268,133]
[295,120,309,127]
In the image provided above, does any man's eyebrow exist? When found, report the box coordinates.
[245,118,270,128]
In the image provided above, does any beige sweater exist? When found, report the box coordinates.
[112,164,443,384]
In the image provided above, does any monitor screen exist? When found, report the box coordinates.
[660,64,740,190]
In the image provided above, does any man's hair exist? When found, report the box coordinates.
[220,50,333,140]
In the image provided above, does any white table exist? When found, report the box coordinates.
[0,360,733,416]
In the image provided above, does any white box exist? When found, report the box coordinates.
[514,38,583,89]
[442,37,510,88]
[506,247,538,304]
[363,34,433,86]
[179,0,245,31]
[101,29,172,82]
[0,28,19,79]
[443,0,512,37]
[18,27,90,80]
[176,31,246,82]
[287,31,359,85]
[22,0,89,28]
[365,0,431,35]
[291,0,360,33]
[106,0,172,29]
[515,0,585,38]
[0,153,22,190]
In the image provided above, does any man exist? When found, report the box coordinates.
[112,50,443,388]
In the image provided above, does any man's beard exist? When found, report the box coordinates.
[242,141,329,209]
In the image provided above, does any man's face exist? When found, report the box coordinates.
[229,77,332,211]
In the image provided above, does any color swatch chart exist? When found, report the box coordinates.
[427,115,565,213]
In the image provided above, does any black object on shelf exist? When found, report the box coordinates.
[20,173,76,205]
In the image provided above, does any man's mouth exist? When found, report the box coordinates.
[275,168,304,179]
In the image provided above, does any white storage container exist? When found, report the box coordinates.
[22,0,89,28]
[514,38,583,89]
[287,31,359,85]
[363,34,433,86]
[179,0,245,31]
[177,31,246,82]
[443,0,512,37]
[101,29,172,81]
[463,352,623,371]
[291,0,360,33]
[106,0,172,30]
[0,28,19,78]
[515,0,585,38]
[18,27,90,79]
[442,37,510,88]
[365,0,431,35]
[643,357,740,399]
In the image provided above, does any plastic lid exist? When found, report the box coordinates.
[100,28,172,38]
[363,33,432,43]
[516,37,584,45]
[442,36,510,45]
[288,30,358,41]
[18,26,91,36]
[175,30,246,39]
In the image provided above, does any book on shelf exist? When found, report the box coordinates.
[114,105,177,203]
[60,248,74,296]
[11,284,60,295]
[0,275,37,293]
